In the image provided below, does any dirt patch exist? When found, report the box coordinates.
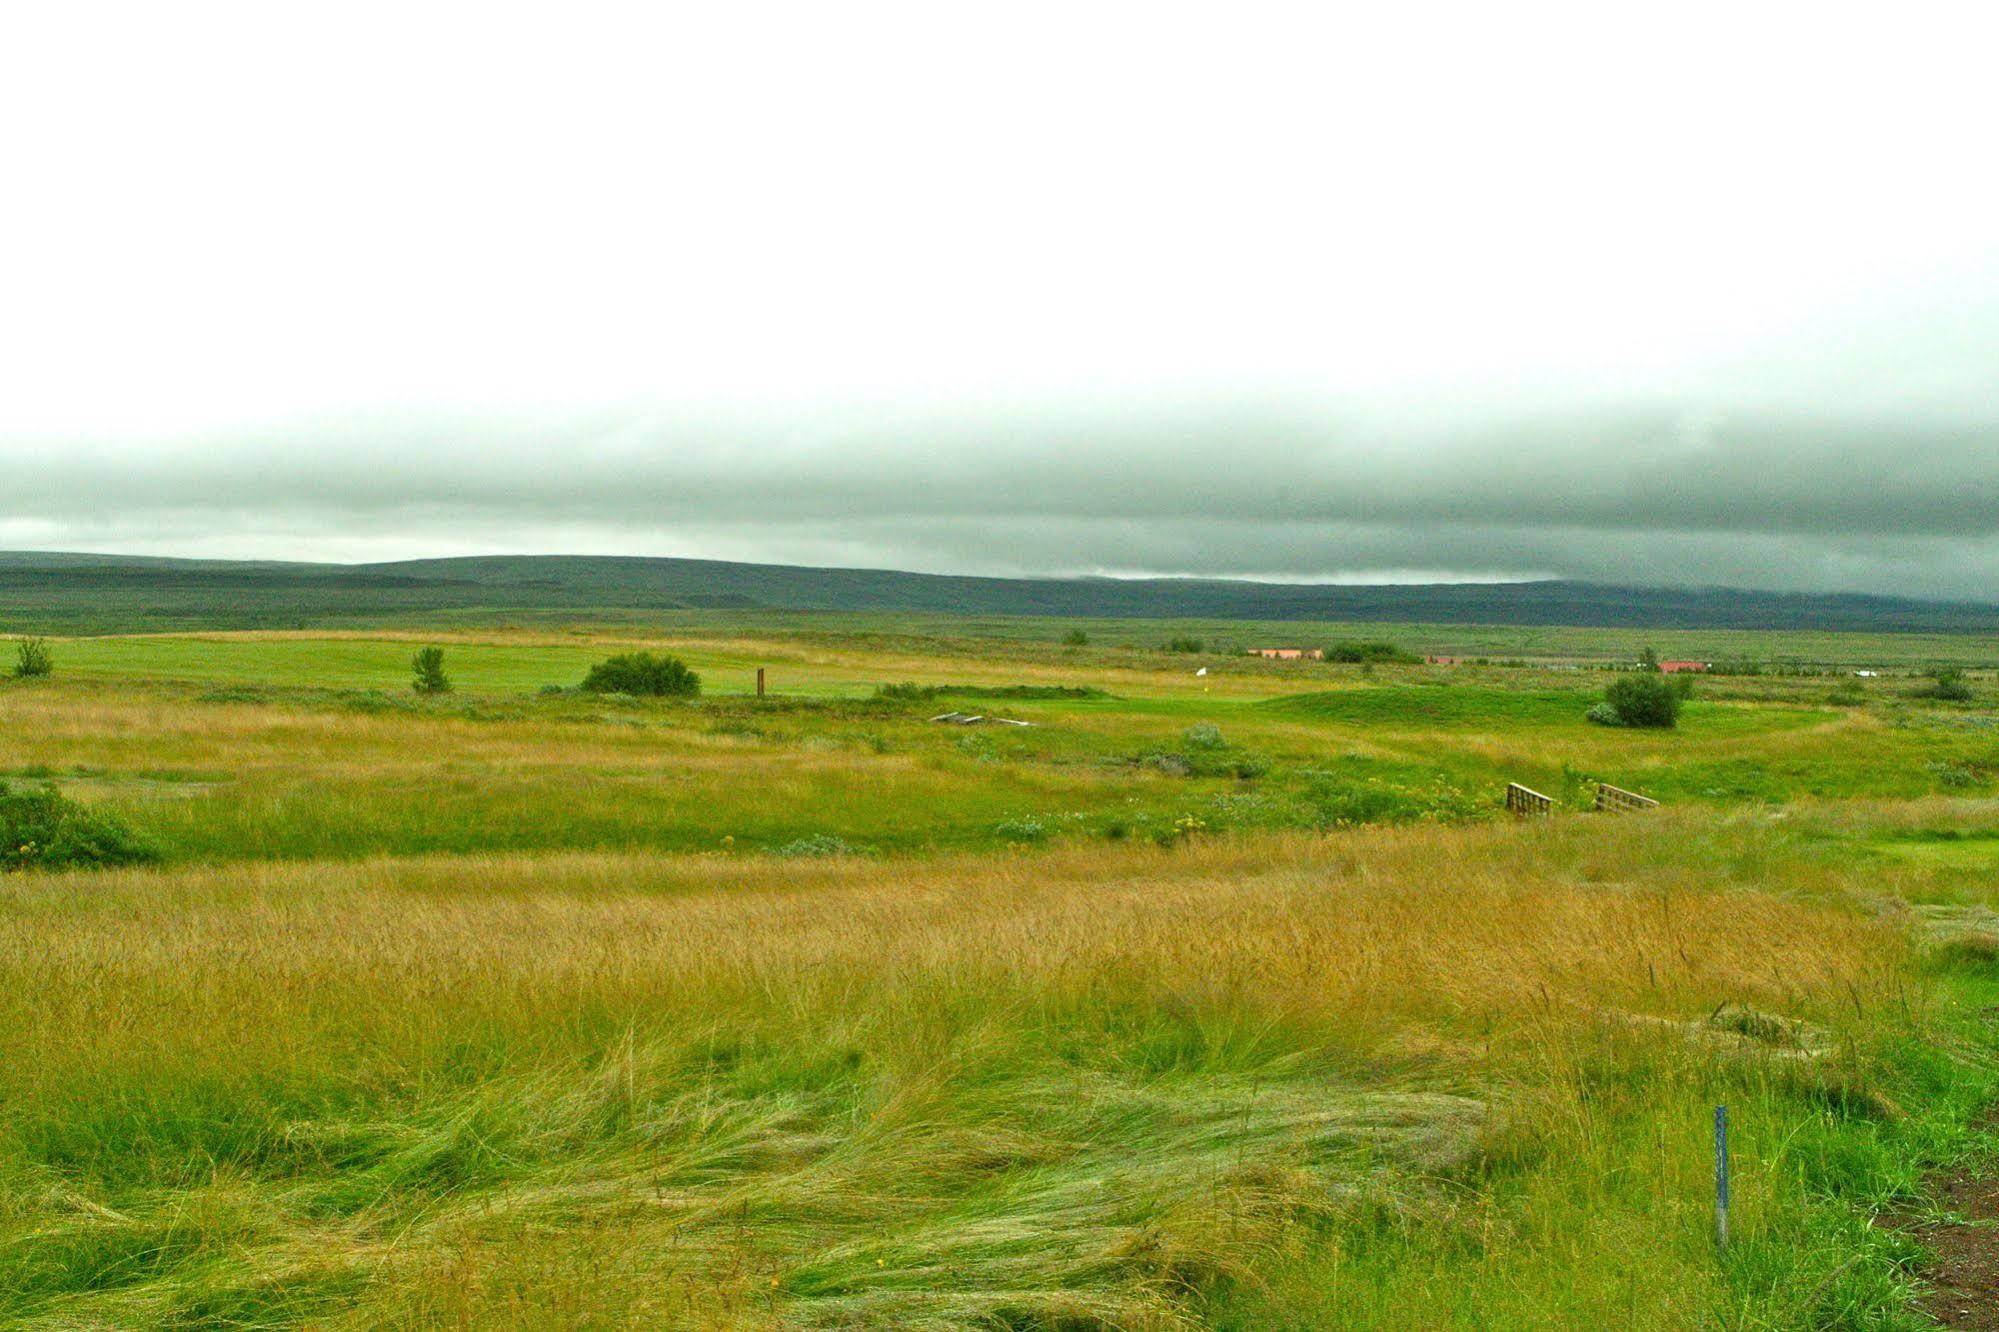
[1909,1173,1999,1327]
[1904,1111,1999,1328]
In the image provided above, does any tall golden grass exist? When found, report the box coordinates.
[0,814,1911,1328]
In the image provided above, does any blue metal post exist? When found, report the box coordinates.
[1714,1104,1730,1253]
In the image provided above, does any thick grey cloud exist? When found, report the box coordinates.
[9,368,1999,599]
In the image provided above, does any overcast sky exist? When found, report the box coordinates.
[4,4,1997,596]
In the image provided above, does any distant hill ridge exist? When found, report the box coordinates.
[2,551,1997,634]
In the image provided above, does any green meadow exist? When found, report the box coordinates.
[5,619,1999,1328]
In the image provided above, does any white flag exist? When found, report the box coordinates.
[1195,667,1208,676]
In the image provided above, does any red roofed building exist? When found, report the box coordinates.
[1657,660,1708,673]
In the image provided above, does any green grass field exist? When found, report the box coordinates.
[5,619,1999,1328]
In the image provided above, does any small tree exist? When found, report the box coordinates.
[13,637,52,679]
[580,651,701,697]
[1638,646,1660,671]
[1062,628,1089,647]
[1601,673,1681,728]
[411,646,451,694]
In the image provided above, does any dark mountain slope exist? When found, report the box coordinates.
[2,551,1996,634]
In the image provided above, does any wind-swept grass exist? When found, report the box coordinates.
[0,815,1972,1327]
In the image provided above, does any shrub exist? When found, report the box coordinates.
[580,652,701,697]
[1163,636,1205,654]
[1827,680,1867,707]
[1182,723,1225,751]
[1595,673,1681,728]
[1062,628,1089,647]
[411,646,451,694]
[1584,702,1623,727]
[1,782,157,871]
[13,637,52,678]
[1223,753,1269,780]
[875,682,936,701]
[1920,668,1975,702]
[1325,640,1419,664]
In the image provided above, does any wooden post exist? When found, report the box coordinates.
[756,667,765,698]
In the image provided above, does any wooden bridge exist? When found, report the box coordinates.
[1506,781,1661,817]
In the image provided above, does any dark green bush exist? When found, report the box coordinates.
[1325,640,1419,664]
[1598,673,1682,728]
[13,637,52,678]
[580,652,701,697]
[1163,636,1205,654]
[1061,628,1089,647]
[0,782,158,871]
[411,646,451,694]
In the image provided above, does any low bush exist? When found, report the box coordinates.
[773,834,865,858]
[1925,761,1982,789]
[1130,737,1267,781]
[1163,637,1205,654]
[1920,668,1975,702]
[1,782,158,871]
[993,816,1048,843]
[1061,628,1089,646]
[580,652,700,697]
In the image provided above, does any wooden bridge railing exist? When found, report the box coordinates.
[1595,783,1660,813]
[1506,782,1555,817]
